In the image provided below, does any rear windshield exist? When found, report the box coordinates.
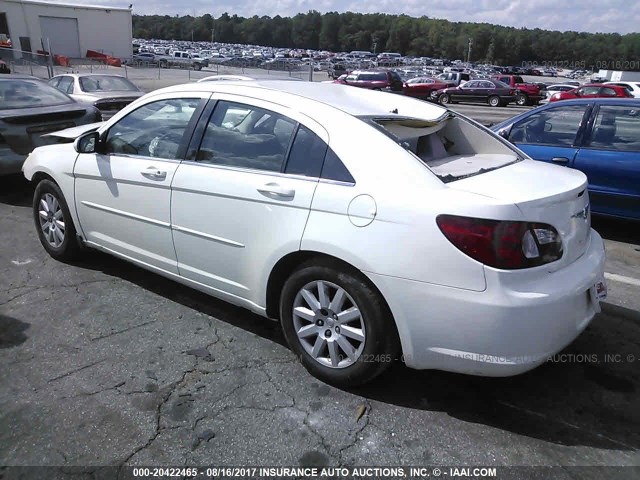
[364,114,522,183]
[79,75,140,92]
[0,79,73,110]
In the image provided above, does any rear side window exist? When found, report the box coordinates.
[321,149,355,184]
[588,105,640,151]
[284,125,328,177]
[600,87,618,96]
[197,100,296,172]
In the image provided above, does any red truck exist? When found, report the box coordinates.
[492,75,544,106]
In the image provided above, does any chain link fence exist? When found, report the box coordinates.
[4,50,326,91]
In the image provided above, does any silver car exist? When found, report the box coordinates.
[48,74,144,120]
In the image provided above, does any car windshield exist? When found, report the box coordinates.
[79,75,140,92]
[0,78,73,110]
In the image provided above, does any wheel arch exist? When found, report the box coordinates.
[31,171,57,185]
[266,251,397,336]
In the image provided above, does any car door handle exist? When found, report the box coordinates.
[551,157,570,164]
[141,167,167,180]
[257,183,295,200]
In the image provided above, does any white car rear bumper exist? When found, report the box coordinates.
[367,229,606,376]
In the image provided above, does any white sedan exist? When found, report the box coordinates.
[22,80,607,385]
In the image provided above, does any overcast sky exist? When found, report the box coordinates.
[48,0,639,34]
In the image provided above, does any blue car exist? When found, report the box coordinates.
[491,98,640,220]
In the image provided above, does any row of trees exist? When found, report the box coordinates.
[132,11,640,68]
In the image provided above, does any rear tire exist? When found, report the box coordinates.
[33,180,81,261]
[515,93,529,106]
[280,260,400,386]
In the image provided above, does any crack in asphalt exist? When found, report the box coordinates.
[0,288,41,306]
[118,364,198,468]
[48,359,108,383]
[497,400,638,450]
[63,381,127,399]
[336,401,372,465]
[0,279,119,307]
[90,320,159,342]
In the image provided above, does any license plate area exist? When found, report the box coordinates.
[588,280,608,313]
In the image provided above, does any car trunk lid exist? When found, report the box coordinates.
[447,159,592,270]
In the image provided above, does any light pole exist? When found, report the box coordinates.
[467,38,472,64]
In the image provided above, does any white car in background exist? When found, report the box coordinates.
[540,83,578,103]
[48,73,145,120]
[22,81,606,385]
[604,81,640,98]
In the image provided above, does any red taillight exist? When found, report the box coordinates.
[436,215,563,269]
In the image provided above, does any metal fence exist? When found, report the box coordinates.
[6,57,319,92]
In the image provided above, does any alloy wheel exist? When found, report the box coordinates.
[292,280,366,368]
[38,193,66,248]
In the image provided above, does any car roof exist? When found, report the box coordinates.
[152,80,448,119]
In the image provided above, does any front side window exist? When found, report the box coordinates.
[104,98,200,159]
[588,105,640,151]
[196,100,296,172]
[508,105,588,146]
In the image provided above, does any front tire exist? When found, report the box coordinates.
[33,179,80,261]
[280,261,399,386]
[439,94,451,105]
[488,95,501,107]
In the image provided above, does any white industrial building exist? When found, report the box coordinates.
[0,0,132,59]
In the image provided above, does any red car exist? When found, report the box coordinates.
[333,69,403,91]
[549,83,633,102]
[402,76,451,100]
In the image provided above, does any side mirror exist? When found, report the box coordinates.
[74,131,100,154]
[544,122,552,132]
[496,126,512,138]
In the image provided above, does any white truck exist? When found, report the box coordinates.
[157,51,209,70]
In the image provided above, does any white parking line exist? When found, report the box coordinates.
[604,272,640,287]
